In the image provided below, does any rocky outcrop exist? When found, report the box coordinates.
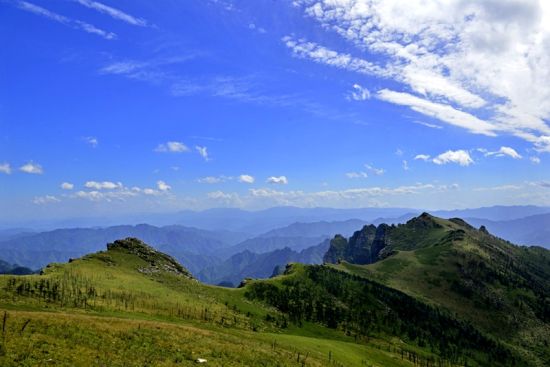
[107,237,193,278]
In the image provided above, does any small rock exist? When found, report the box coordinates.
[196,358,207,363]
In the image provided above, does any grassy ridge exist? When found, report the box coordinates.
[326,215,550,366]
[0,238,429,366]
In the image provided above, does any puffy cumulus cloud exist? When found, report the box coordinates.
[85,181,123,190]
[154,141,189,153]
[432,150,474,166]
[238,174,255,184]
[485,146,523,159]
[348,84,370,101]
[0,163,11,174]
[267,176,289,185]
[60,182,74,190]
[33,195,60,205]
[157,180,171,192]
[290,0,550,151]
[20,162,43,174]
[195,146,210,161]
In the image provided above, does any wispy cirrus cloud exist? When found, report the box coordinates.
[205,182,460,208]
[83,136,98,148]
[16,1,116,40]
[74,0,148,27]
[346,171,368,179]
[195,146,210,161]
[33,195,60,205]
[348,84,370,101]
[377,89,496,136]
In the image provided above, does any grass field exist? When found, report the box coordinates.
[0,239,434,366]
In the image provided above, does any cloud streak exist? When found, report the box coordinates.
[75,0,148,27]
[17,1,116,40]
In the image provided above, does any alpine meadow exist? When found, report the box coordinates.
[1,1,549,366]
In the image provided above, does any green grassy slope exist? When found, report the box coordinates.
[0,238,434,366]
[327,214,550,366]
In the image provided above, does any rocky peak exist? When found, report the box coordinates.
[107,237,193,278]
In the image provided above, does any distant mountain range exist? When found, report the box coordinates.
[198,240,330,286]
[464,213,550,248]
[0,258,33,275]
[0,219,373,284]
[0,224,247,275]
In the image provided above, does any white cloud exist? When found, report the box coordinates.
[60,182,74,190]
[238,174,255,184]
[402,160,409,170]
[283,36,385,76]
[198,176,225,184]
[63,181,172,202]
[142,188,158,196]
[485,146,522,159]
[267,176,289,185]
[75,0,147,27]
[413,121,443,129]
[346,171,368,179]
[17,1,116,40]
[530,156,541,164]
[291,1,550,151]
[195,146,210,161]
[85,181,122,190]
[432,150,474,166]
[33,195,60,205]
[365,164,385,175]
[414,154,431,161]
[84,136,98,147]
[157,180,171,192]
[0,163,11,174]
[155,141,189,153]
[348,84,370,101]
[377,89,497,136]
[20,162,43,174]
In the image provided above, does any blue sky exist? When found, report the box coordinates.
[1,0,549,223]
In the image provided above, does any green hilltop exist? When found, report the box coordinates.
[324,213,550,365]
[0,213,549,366]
